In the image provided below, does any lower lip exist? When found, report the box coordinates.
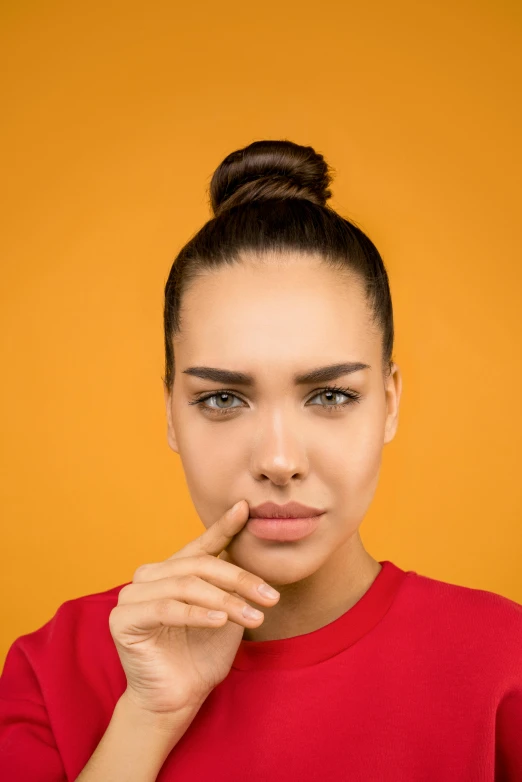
[246,514,324,541]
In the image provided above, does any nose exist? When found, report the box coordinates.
[249,410,309,484]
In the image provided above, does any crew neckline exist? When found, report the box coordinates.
[232,560,411,670]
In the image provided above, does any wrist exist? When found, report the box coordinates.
[117,690,204,735]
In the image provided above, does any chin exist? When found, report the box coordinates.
[223,534,325,585]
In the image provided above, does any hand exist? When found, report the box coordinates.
[109,500,280,716]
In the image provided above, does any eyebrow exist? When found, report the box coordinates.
[182,361,371,386]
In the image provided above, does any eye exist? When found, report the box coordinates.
[308,386,362,412]
[188,385,362,417]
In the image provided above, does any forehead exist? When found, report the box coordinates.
[175,254,377,363]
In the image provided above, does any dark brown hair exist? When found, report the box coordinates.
[163,139,394,393]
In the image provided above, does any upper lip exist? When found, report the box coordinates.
[248,501,325,519]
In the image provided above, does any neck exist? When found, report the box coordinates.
[242,532,382,643]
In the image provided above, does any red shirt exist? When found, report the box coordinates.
[1,560,521,781]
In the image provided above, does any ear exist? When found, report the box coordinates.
[383,362,402,444]
[163,384,180,453]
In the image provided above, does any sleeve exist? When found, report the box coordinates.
[0,637,67,782]
[495,685,522,781]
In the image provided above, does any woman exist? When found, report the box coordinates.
[1,139,521,781]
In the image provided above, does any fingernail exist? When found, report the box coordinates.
[243,605,263,620]
[231,501,243,512]
[257,583,280,599]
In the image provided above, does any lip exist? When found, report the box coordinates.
[246,515,324,541]
[248,501,325,519]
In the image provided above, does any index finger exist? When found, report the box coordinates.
[168,500,250,561]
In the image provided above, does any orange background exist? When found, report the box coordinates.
[1,0,521,668]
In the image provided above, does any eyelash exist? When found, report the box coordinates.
[188,384,362,417]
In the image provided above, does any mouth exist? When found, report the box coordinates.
[248,501,325,519]
[246,513,325,542]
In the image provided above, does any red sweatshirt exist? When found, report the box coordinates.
[1,560,521,781]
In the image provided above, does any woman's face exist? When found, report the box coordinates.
[164,253,401,586]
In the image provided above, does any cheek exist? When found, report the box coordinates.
[319,407,384,475]
[174,425,242,516]
[315,413,384,520]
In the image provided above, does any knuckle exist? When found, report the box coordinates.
[133,563,153,582]
[108,606,121,633]
[184,603,200,620]
[179,573,198,589]
[221,590,241,609]
[155,598,173,617]
[118,584,133,603]
[235,569,253,589]
[191,554,213,572]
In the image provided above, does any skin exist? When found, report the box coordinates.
[163,251,402,642]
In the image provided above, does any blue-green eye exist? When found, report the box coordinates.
[188,385,362,416]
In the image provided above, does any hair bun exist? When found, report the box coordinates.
[209,139,333,217]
